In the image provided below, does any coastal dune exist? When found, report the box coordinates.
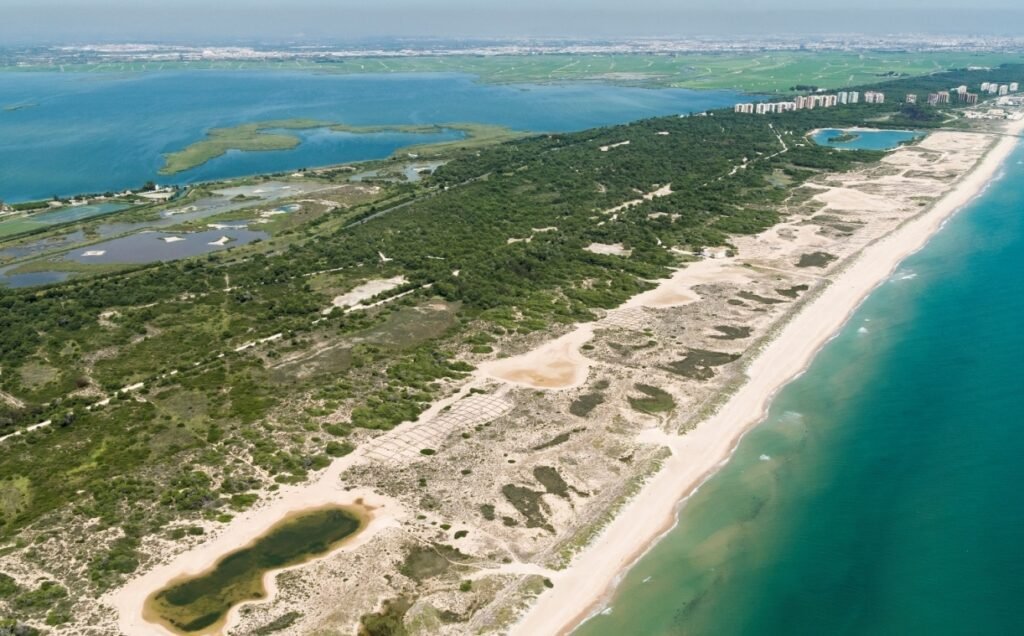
[511,119,1024,636]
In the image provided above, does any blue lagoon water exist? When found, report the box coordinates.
[0,71,746,202]
[812,127,921,150]
[64,228,267,265]
[576,145,1024,635]
[0,265,70,289]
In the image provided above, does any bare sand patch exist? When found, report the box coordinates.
[814,187,896,212]
[477,327,595,390]
[585,242,632,257]
[622,258,751,309]
[603,184,673,215]
[323,276,407,314]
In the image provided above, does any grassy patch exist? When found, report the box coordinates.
[711,325,752,340]
[254,611,302,635]
[776,284,810,299]
[533,466,569,498]
[797,251,838,268]
[531,427,584,451]
[501,484,552,533]
[663,350,741,380]
[737,291,787,305]
[399,544,469,582]
[627,384,675,415]
[160,119,326,174]
[569,392,604,418]
[0,477,32,526]
[359,597,410,636]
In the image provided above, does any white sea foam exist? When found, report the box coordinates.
[759,454,771,461]
[858,327,869,334]
[779,411,804,425]
[600,607,613,616]
[642,576,652,583]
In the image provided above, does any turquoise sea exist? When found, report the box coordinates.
[576,145,1024,635]
[0,71,745,202]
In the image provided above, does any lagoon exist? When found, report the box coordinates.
[0,71,747,202]
[64,227,268,265]
[812,127,920,150]
[0,202,129,238]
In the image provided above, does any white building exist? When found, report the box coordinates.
[864,91,885,104]
[848,91,860,104]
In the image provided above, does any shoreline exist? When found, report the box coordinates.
[510,117,1024,636]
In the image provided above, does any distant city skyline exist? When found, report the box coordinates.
[3,2,1024,43]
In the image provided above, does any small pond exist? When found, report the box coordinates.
[145,506,363,634]
[811,128,922,151]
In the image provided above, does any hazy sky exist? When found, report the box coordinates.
[3,1,1024,43]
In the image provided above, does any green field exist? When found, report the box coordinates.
[9,51,1024,93]
[0,217,40,239]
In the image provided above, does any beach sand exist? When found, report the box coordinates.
[510,118,1024,636]
[477,326,596,390]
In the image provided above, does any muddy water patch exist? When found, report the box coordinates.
[144,505,365,635]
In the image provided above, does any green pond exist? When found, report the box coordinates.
[146,506,363,634]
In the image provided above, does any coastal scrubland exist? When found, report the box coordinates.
[0,65,1020,634]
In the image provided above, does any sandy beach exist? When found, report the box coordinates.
[510,119,1024,636]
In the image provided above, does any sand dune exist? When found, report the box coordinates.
[510,119,1024,636]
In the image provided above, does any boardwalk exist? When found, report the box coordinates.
[361,392,513,463]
